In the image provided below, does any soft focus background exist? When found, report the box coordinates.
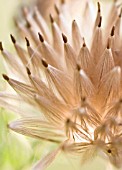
[0,0,114,170]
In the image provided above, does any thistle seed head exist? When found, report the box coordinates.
[1,0,122,169]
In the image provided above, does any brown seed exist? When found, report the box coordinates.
[62,33,67,43]
[111,26,115,36]
[41,59,48,68]
[38,33,44,42]
[98,16,102,27]
[10,34,16,44]
[0,42,3,51]
[2,74,9,81]
[26,67,31,75]
[25,37,30,46]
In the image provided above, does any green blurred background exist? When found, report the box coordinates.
[0,0,115,170]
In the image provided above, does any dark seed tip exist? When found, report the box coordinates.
[83,42,86,47]
[81,96,86,102]
[0,42,3,51]
[98,16,102,27]
[49,14,54,23]
[73,19,76,24]
[107,149,112,153]
[97,2,101,12]
[54,4,60,15]
[38,33,44,42]
[26,67,31,75]
[2,74,9,81]
[62,33,67,43]
[66,118,71,124]
[111,26,115,36]
[76,64,81,71]
[107,40,110,49]
[25,37,30,46]
[26,20,31,28]
[42,59,48,68]
[72,20,77,26]
[83,38,86,47]
[119,8,122,18]
[10,34,16,44]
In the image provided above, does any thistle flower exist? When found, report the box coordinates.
[1,0,122,169]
